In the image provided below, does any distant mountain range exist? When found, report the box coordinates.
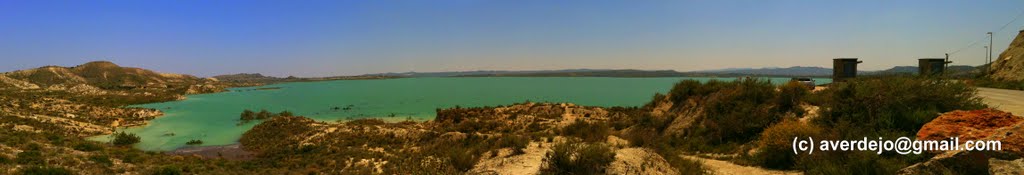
[212,73,395,84]
[695,66,833,77]
[351,65,980,78]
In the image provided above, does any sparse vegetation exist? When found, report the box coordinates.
[0,61,998,175]
[781,76,983,174]
[239,109,295,123]
[814,76,985,135]
[969,77,1024,90]
[110,131,141,146]
[18,166,76,175]
[751,119,822,169]
[185,139,203,145]
[560,119,611,143]
[541,139,615,175]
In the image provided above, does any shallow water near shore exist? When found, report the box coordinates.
[88,77,830,151]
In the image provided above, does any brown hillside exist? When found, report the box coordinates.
[988,30,1024,81]
[0,61,203,90]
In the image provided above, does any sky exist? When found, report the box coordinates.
[2,0,1024,77]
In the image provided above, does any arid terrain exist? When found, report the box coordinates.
[1,30,1024,174]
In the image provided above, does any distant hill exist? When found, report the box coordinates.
[988,30,1024,81]
[362,69,730,78]
[0,61,206,90]
[212,73,395,84]
[363,69,612,77]
[213,73,284,84]
[457,69,708,77]
[695,66,832,77]
[868,65,978,75]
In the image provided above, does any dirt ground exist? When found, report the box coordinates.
[682,156,802,175]
[978,87,1024,116]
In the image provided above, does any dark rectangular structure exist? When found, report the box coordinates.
[918,58,950,76]
[832,58,861,82]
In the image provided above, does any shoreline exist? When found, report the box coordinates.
[166,144,254,160]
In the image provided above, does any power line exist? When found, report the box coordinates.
[947,8,1024,56]
[995,8,1024,33]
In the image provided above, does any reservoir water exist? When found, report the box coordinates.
[89,77,831,151]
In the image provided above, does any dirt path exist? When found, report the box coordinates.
[682,156,801,175]
[978,87,1024,116]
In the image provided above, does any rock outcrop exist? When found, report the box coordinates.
[900,109,1024,174]
[916,109,1023,142]
[988,30,1024,81]
[0,61,228,136]
[606,148,680,175]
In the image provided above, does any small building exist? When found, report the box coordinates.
[918,58,951,76]
[833,58,862,82]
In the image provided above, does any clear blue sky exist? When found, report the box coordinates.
[2,0,1024,77]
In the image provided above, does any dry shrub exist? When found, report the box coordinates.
[754,119,822,169]
[541,139,615,175]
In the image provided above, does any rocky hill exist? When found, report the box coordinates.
[988,30,1024,81]
[0,61,231,136]
[0,61,209,91]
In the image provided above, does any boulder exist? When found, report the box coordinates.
[900,109,1024,174]
[606,148,679,175]
[916,109,1023,142]
[990,158,1024,175]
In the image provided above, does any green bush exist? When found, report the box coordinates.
[541,140,615,175]
[753,119,822,169]
[256,109,272,119]
[442,147,479,172]
[494,134,530,155]
[814,76,986,135]
[240,109,293,123]
[151,165,183,175]
[691,78,778,145]
[667,79,728,104]
[347,118,386,126]
[655,148,711,175]
[970,78,1024,90]
[88,155,112,166]
[794,76,982,174]
[560,120,611,143]
[0,155,11,164]
[622,114,670,148]
[111,131,141,146]
[239,110,255,121]
[185,139,203,145]
[16,150,44,165]
[72,142,102,152]
[19,166,75,175]
[278,111,294,117]
[776,81,810,115]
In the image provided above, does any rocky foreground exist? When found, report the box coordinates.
[902,109,1024,174]
[237,102,695,174]
[1,60,1017,174]
[0,61,233,136]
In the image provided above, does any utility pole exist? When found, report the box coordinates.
[988,32,994,66]
[945,53,949,75]
[985,46,990,73]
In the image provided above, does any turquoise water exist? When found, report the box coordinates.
[88,77,830,151]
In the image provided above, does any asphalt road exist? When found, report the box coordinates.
[978,87,1024,116]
